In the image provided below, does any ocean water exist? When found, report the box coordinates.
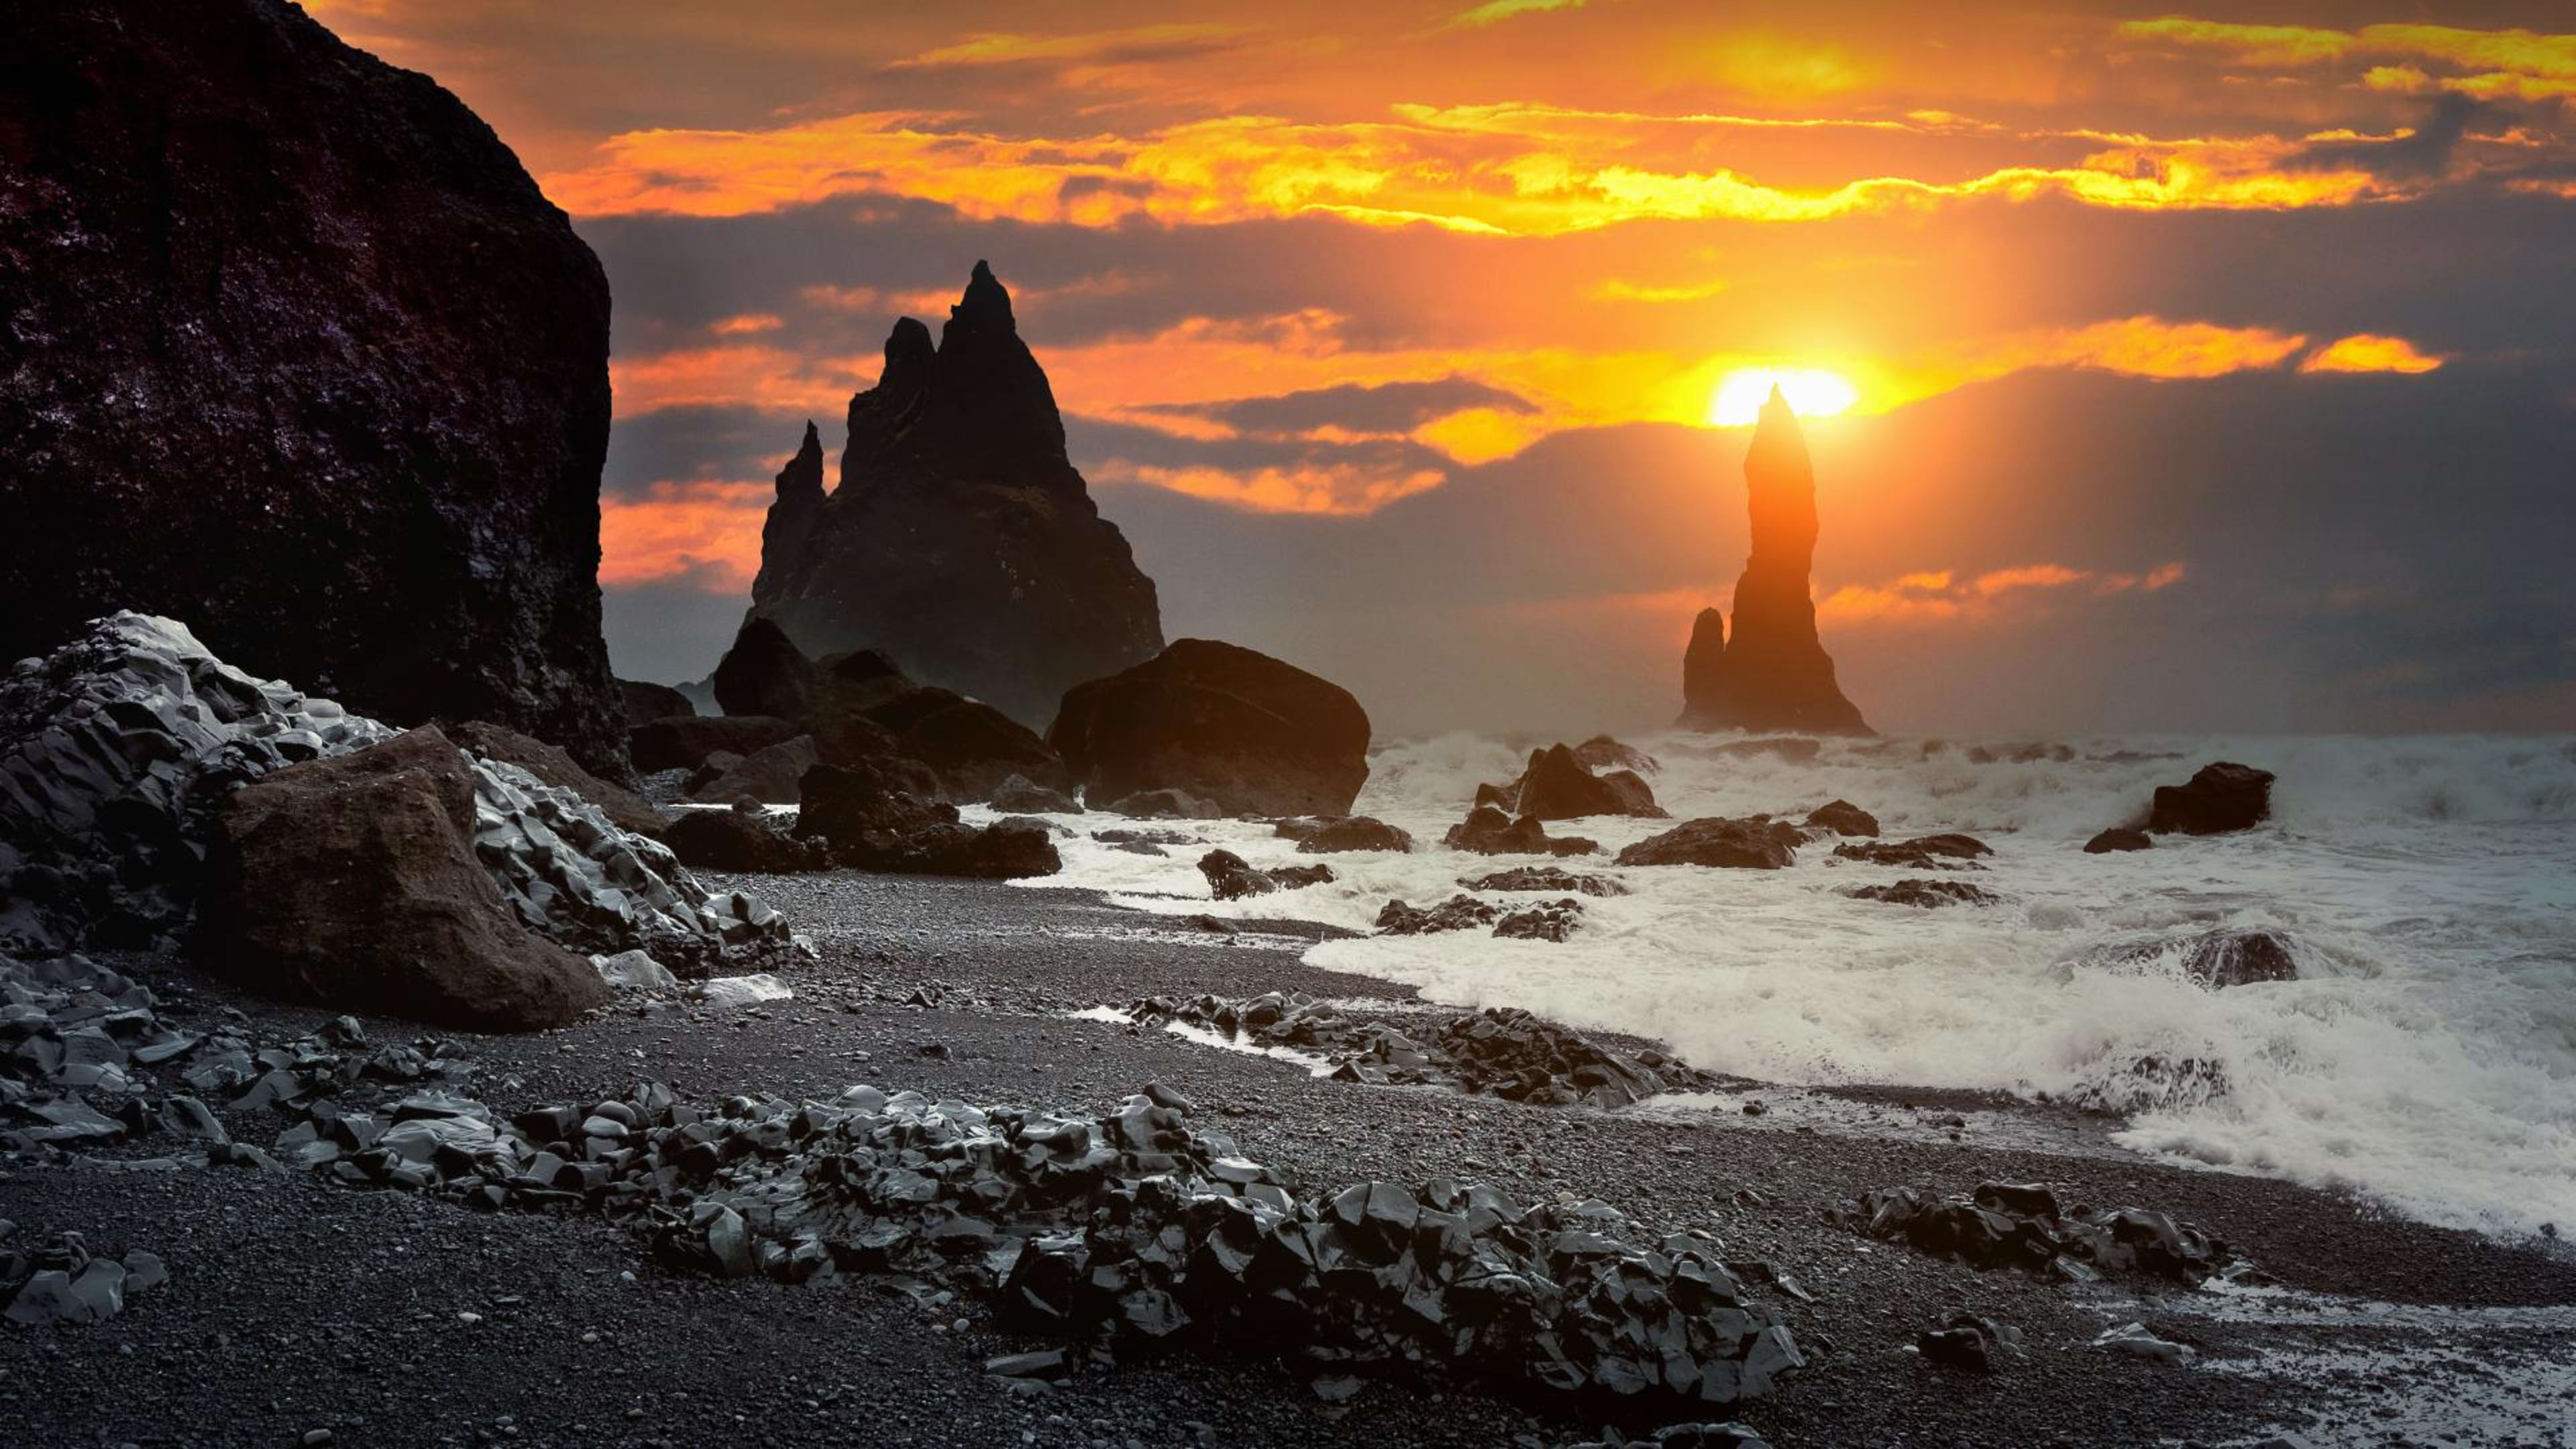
[1001,732,2576,1237]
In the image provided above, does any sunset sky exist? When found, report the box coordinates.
[307,1,2575,736]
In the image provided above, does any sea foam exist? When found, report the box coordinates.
[1006,731,2576,1237]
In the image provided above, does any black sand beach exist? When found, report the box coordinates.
[11,871,2573,1449]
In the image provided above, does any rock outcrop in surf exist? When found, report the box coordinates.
[0,0,629,773]
[745,263,1164,729]
[1678,388,1870,735]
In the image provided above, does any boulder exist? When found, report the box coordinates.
[747,263,1165,727]
[845,674,1067,801]
[1377,896,1502,935]
[197,729,608,1030]
[1847,879,1999,908]
[2083,827,2154,854]
[1459,866,1627,897]
[629,715,804,775]
[686,736,819,806]
[1198,849,1336,898]
[1275,816,1414,853]
[794,762,1057,878]
[1493,898,1585,943]
[663,808,827,873]
[2149,762,2275,835]
[990,775,1083,814]
[0,0,627,771]
[1805,800,1880,837]
[1442,806,1598,857]
[1508,744,1666,820]
[1616,818,1798,869]
[1676,390,1869,735]
[1104,788,1229,819]
[444,720,669,839]
[1571,735,1659,774]
[619,680,696,723]
[711,619,818,720]
[1831,834,1993,870]
[1049,639,1371,818]
[2186,928,2299,987]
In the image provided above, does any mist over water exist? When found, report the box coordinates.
[1015,732,2576,1238]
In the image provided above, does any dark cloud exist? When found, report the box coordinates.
[2295,93,2485,180]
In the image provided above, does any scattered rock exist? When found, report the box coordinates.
[1274,816,1414,854]
[2094,927,2300,989]
[1493,898,1585,942]
[1616,818,1799,869]
[0,0,629,771]
[2084,827,2155,854]
[1968,742,2075,764]
[990,775,1083,814]
[1197,850,1335,900]
[693,975,794,1010]
[197,728,611,1031]
[1830,833,1993,871]
[1375,896,1502,935]
[2149,762,2275,835]
[591,951,680,992]
[1833,1181,2238,1285]
[2091,1322,2195,1364]
[1847,879,2000,909]
[1441,806,1597,857]
[1917,1312,2025,1372]
[1050,639,1372,817]
[1804,800,1879,837]
[1458,866,1627,897]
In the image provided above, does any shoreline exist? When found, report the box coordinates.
[9,869,2574,1446]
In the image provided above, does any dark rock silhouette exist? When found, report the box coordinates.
[1491,744,1666,820]
[0,0,627,772]
[1275,816,1414,854]
[663,807,827,874]
[1805,800,1880,837]
[1442,806,1598,857]
[629,716,803,775]
[746,262,1163,728]
[2084,826,2155,854]
[1049,640,1371,817]
[1831,833,1993,869]
[618,680,696,723]
[197,729,609,1032]
[1678,388,1869,735]
[2149,762,2275,835]
[1847,879,2000,909]
[686,736,819,806]
[794,761,1059,879]
[712,619,818,719]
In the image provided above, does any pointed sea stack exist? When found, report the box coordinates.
[1678,387,1870,734]
[745,262,1165,729]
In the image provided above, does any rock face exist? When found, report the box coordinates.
[745,263,1163,728]
[1678,389,1869,735]
[617,680,696,723]
[198,730,610,1031]
[711,619,817,720]
[2149,761,2275,835]
[1050,640,1371,817]
[0,0,628,772]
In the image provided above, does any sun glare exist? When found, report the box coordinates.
[1709,367,1860,427]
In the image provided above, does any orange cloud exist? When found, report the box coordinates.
[1091,460,1446,514]
[2120,18,2576,96]
[2302,334,2449,374]
[598,480,769,590]
[890,24,1240,70]
[1819,559,2186,625]
[609,342,865,415]
[710,313,782,335]
[1954,316,2310,384]
[537,104,2430,232]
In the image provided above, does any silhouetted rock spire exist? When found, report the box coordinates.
[747,262,1163,729]
[1678,388,1870,734]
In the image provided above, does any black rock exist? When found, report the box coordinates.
[1101,788,1228,820]
[2094,927,2300,989]
[1275,816,1414,853]
[1376,896,1502,935]
[663,808,828,873]
[2084,826,2154,854]
[1458,866,1627,896]
[1199,849,1332,899]
[711,619,819,720]
[1835,1184,2235,1285]
[1442,806,1598,857]
[1847,879,1999,908]
[2149,761,2275,835]
[991,775,1083,813]
[629,715,806,775]
[747,264,1164,728]
[1503,743,1667,820]
[0,0,629,771]
[1805,800,1880,837]
[1616,818,1797,869]
[1830,833,1993,870]
[686,736,819,806]
[1493,898,1584,942]
[1050,639,1372,817]
[619,680,696,723]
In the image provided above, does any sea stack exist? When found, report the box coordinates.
[1678,386,1870,734]
[745,262,1165,729]
[0,0,629,773]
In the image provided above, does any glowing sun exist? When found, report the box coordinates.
[1709,367,1858,427]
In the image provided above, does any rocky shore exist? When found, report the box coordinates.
[11,869,2573,1449]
